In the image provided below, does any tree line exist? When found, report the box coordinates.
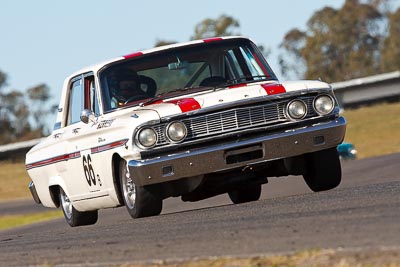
[0,71,55,145]
[279,0,400,82]
[1,0,399,145]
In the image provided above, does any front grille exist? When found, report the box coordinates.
[153,95,318,146]
[184,103,285,139]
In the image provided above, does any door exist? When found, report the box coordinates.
[62,73,106,201]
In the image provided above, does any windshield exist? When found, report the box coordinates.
[99,38,277,112]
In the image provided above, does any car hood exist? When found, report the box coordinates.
[134,80,330,119]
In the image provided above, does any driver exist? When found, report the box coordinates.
[110,71,147,108]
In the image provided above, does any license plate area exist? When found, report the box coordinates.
[224,144,263,164]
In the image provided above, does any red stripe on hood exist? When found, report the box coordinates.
[229,83,248,89]
[261,83,286,95]
[165,98,201,112]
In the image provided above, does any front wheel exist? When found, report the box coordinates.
[119,160,162,219]
[228,184,262,204]
[59,188,98,227]
[303,147,342,192]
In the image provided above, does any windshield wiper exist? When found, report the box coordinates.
[226,75,274,85]
[139,87,191,106]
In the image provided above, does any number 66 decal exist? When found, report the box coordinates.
[83,155,97,186]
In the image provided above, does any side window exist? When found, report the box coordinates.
[66,74,99,126]
[67,79,84,125]
[84,76,99,115]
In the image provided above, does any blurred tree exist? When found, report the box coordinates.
[0,69,53,144]
[279,0,384,82]
[366,0,392,13]
[381,7,400,72]
[155,14,271,59]
[2,91,31,140]
[0,70,6,89]
[191,14,240,40]
[0,70,13,144]
[154,40,176,47]
[27,83,51,135]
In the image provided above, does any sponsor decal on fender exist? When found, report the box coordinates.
[97,119,115,129]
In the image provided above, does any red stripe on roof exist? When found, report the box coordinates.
[261,83,286,95]
[203,37,223,43]
[123,52,143,59]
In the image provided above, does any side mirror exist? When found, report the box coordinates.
[80,109,96,124]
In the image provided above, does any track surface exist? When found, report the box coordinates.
[0,153,399,266]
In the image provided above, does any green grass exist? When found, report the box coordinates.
[0,161,31,201]
[343,102,400,159]
[0,210,62,231]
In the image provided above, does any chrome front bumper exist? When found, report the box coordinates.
[129,117,346,186]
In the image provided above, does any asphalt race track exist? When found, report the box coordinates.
[0,153,399,266]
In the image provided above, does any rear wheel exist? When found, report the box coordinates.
[59,188,98,227]
[119,160,162,218]
[303,147,342,192]
[228,184,262,204]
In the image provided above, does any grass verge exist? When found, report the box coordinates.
[0,161,31,201]
[343,102,400,159]
[0,210,62,231]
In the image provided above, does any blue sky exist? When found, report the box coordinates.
[4,0,399,126]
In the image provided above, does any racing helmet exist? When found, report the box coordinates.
[110,70,140,103]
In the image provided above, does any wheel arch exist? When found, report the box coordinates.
[112,153,125,206]
[48,176,68,208]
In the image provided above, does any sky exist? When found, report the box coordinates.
[0,0,377,128]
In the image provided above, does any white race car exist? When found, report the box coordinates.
[26,37,346,227]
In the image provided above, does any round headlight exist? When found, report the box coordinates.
[314,94,335,115]
[166,121,187,142]
[286,99,307,120]
[136,128,157,148]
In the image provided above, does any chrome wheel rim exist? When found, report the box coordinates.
[122,166,136,209]
[61,190,73,219]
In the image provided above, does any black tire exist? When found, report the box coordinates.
[228,184,262,204]
[303,147,342,192]
[119,160,162,218]
[59,188,98,227]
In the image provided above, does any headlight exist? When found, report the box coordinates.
[166,121,187,142]
[136,127,157,148]
[286,99,307,120]
[314,94,335,115]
